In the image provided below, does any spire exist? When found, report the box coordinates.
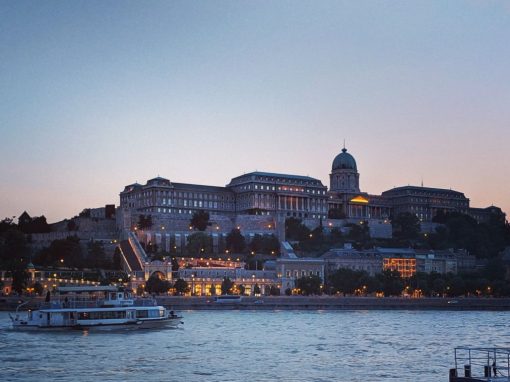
[342,139,347,152]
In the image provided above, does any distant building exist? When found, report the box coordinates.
[227,172,328,220]
[321,246,476,278]
[327,147,391,220]
[468,206,507,224]
[277,253,325,294]
[322,244,382,276]
[18,211,31,226]
[117,144,505,246]
[381,186,470,222]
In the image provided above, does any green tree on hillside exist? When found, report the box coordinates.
[190,210,210,231]
[226,228,245,252]
[186,232,213,254]
[391,213,420,240]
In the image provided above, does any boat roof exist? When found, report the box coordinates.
[57,286,120,293]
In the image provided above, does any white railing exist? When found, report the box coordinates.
[128,231,149,264]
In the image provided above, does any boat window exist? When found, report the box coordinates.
[78,311,127,320]
[136,310,149,318]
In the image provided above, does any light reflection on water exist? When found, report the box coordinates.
[1,310,509,382]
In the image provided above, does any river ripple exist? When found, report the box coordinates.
[1,310,509,382]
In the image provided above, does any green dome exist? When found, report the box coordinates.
[332,148,357,171]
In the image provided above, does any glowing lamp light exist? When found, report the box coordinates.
[350,196,369,204]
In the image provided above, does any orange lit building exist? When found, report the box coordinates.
[383,257,416,278]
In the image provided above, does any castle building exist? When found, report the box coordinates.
[119,171,328,234]
[327,147,391,220]
[226,172,328,219]
[381,186,470,222]
[118,145,505,237]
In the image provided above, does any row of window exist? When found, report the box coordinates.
[78,311,126,320]
[122,190,234,202]
[234,184,327,194]
[285,270,322,278]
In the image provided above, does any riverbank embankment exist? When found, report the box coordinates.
[155,296,510,311]
[0,296,510,311]
[2,295,510,311]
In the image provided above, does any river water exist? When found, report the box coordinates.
[0,310,509,382]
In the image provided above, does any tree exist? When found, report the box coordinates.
[392,212,420,240]
[209,284,216,296]
[432,278,446,296]
[285,288,292,296]
[0,229,31,270]
[145,274,171,294]
[262,234,280,255]
[112,247,122,270]
[0,229,32,295]
[87,241,109,268]
[221,277,234,295]
[346,222,370,244]
[449,276,466,297]
[253,284,261,295]
[173,278,189,295]
[36,236,84,268]
[0,217,17,233]
[19,215,51,234]
[11,269,29,295]
[238,284,246,295]
[248,234,264,253]
[329,268,365,296]
[285,218,311,241]
[186,232,213,254]
[377,270,404,297]
[79,209,91,218]
[269,285,280,296]
[226,228,245,253]
[32,282,44,296]
[171,257,180,272]
[484,257,506,281]
[190,210,210,231]
[295,275,322,295]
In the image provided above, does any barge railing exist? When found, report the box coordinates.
[452,347,510,381]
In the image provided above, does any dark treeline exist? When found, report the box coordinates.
[293,259,510,297]
[1,217,120,281]
[286,212,510,259]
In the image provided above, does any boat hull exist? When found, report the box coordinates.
[73,321,142,331]
[138,317,183,329]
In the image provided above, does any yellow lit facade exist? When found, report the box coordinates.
[383,257,416,278]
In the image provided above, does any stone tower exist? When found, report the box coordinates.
[329,147,360,193]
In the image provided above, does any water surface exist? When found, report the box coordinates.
[1,310,508,381]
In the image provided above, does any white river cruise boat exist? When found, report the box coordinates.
[9,286,183,331]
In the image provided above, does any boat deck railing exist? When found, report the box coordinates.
[453,347,510,380]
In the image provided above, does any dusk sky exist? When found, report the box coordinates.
[1,0,509,223]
